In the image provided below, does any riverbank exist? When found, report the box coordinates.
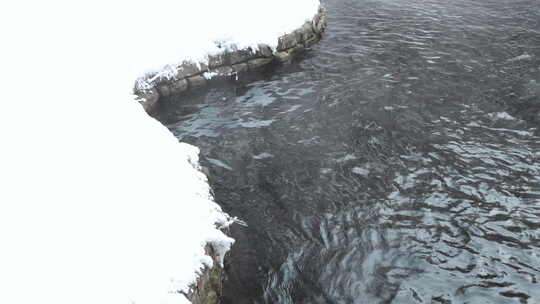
[135,7,327,114]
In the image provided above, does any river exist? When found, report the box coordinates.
[156,0,540,302]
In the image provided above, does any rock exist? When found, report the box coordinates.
[231,63,249,73]
[215,66,234,76]
[200,166,210,177]
[274,51,292,63]
[304,36,319,47]
[275,45,304,63]
[312,9,328,34]
[312,13,321,33]
[230,48,256,64]
[247,57,273,70]
[169,79,189,94]
[132,5,327,110]
[157,84,171,97]
[296,22,316,43]
[185,244,225,304]
[288,45,305,57]
[316,13,327,33]
[177,62,202,78]
[135,88,160,113]
[198,61,209,72]
[257,44,273,57]
[188,75,207,89]
[277,32,299,52]
[208,53,231,69]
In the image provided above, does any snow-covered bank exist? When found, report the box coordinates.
[0,0,320,304]
[133,0,322,82]
[134,1,326,112]
[136,7,327,112]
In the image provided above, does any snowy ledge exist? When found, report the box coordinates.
[134,7,327,113]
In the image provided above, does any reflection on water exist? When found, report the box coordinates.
[156,0,540,302]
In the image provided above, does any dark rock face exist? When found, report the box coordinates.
[184,226,264,304]
[247,57,274,70]
[257,44,274,58]
[208,53,231,69]
[134,88,159,113]
[277,32,300,52]
[134,7,327,112]
[231,62,249,73]
[297,22,317,42]
[184,245,225,304]
[230,48,257,65]
[188,75,207,89]
[164,79,189,96]
[178,62,204,78]
[215,65,234,76]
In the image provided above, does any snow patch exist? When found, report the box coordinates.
[203,71,219,80]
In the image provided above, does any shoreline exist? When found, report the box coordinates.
[135,7,327,114]
[135,5,327,304]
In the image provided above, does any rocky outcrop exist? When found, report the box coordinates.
[183,244,225,304]
[134,7,327,113]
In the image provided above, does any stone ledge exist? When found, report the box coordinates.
[182,244,224,304]
[135,6,327,113]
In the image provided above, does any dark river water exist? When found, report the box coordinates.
[156,0,540,302]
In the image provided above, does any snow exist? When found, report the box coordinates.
[0,1,320,304]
